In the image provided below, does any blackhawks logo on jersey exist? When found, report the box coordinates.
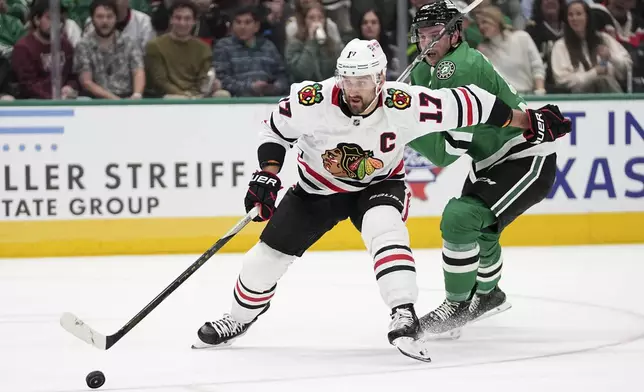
[384,88,412,110]
[322,143,384,180]
[436,60,456,80]
[297,83,324,106]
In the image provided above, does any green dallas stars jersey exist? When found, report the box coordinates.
[407,42,555,171]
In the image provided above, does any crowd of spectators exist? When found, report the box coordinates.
[0,0,642,101]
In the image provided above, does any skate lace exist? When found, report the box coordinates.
[432,300,459,321]
[391,308,414,329]
[469,294,480,312]
[210,315,244,338]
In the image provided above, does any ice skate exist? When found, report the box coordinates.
[192,314,254,349]
[469,285,512,322]
[388,304,432,362]
[418,298,472,339]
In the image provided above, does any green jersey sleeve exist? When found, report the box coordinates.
[408,133,460,167]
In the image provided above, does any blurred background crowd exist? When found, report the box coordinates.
[0,0,642,101]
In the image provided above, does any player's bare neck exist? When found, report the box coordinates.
[338,90,380,119]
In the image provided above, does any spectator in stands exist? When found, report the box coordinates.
[592,0,644,90]
[85,0,155,52]
[151,0,230,43]
[66,0,149,29]
[286,0,342,47]
[593,0,644,45]
[356,7,398,79]
[5,0,28,22]
[485,0,526,30]
[476,5,546,95]
[218,0,289,54]
[74,0,145,99]
[21,1,83,47]
[262,0,290,55]
[145,0,227,98]
[0,0,23,100]
[1,0,26,58]
[551,0,633,92]
[321,0,353,42]
[214,6,288,97]
[350,0,397,37]
[286,2,342,82]
[192,0,231,46]
[526,0,567,92]
[12,0,78,99]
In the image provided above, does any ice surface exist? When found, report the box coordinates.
[1,245,643,392]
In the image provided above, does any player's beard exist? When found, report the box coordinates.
[347,95,366,114]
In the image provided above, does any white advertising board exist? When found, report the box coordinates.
[1,99,642,222]
[405,100,644,215]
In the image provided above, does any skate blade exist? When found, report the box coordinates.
[191,339,234,350]
[470,301,512,324]
[392,337,432,363]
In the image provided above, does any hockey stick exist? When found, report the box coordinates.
[397,0,484,83]
[60,206,260,350]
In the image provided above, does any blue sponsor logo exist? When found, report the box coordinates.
[0,109,74,152]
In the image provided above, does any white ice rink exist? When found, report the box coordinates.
[2,245,644,392]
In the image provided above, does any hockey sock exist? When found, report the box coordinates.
[476,232,503,294]
[361,205,418,309]
[440,196,496,302]
[230,241,295,324]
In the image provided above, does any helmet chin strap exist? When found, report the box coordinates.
[359,85,382,115]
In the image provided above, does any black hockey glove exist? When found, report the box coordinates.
[524,104,572,144]
[244,171,281,222]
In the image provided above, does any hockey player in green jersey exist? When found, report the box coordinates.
[406,0,570,337]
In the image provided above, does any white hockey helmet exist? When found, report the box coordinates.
[336,38,388,78]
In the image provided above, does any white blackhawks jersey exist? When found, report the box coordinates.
[259,78,502,195]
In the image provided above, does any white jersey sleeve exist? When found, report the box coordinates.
[389,82,510,144]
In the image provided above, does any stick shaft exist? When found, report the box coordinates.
[103,207,259,349]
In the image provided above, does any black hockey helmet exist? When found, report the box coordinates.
[409,0,462,44]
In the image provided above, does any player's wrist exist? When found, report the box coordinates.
[259,165,281,175]
[512,110,530,130]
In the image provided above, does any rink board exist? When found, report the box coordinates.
[1,95,643,257]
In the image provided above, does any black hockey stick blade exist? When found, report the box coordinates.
[60,206,260,350]
[397,0,483,83]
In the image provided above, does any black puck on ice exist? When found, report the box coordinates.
[86,370,105,389]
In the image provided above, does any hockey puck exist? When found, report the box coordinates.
[86,370,105,389]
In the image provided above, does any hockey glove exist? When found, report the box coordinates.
[524,104,572,144]
[244,171,281,222]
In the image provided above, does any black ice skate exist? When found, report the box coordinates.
[418,299,472,339]
[468,285,512,322]
[191,314,253,349]
[388,304,432,362]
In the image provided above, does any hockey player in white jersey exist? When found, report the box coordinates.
[192,39,571,361]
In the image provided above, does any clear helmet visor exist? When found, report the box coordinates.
[334,71,384,114]
[336,73,379,93]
